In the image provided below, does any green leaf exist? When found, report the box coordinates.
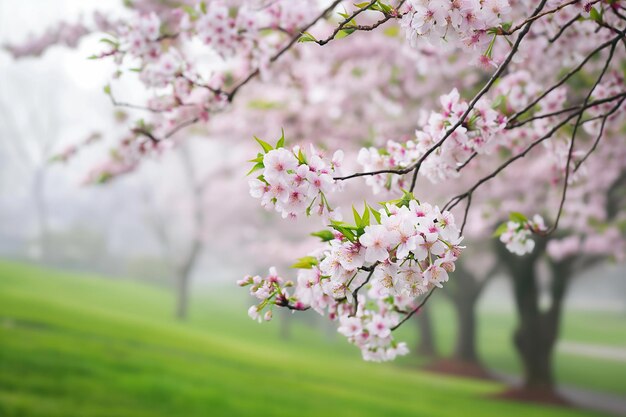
[361,202,370,227]
[383,26,399,37]
[509,212,528,224]
[99,38,118,47]
[291,256,319,269]
[398,190,415,208]
[336,28,356,39]
[182,5,196,17]
[248,153,264,163]
[368,204,381,224]
[330,223,356,242]
[311,230,335,242]
[199,1,207,14]
[103,84,111,95]
[297,148,307,165]
[276,128,285,148]
[337,10,350,19]
[492,222,509,237]
[247,99,283,110]
[254,136,273,153]
[377,2,392,14]
[354,2,371,8]
[589,6,603,24]
[246,162,264,176]
[298,32,317,43]
[352,206,363,228]
[96,172,113,184]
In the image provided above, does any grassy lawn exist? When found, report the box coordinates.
[0,260,621,417]
[395,298,626,396]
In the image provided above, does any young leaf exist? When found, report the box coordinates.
[368,204,381,224]
[492,222,509,237]
[330,223,356,242]
[377,2,392,14]
[254,136,273,153]
[298,32,317,43]
[509,212,528,224]
[248,153,264,163]
[276,128,285,148]
[589,7,602,24]
[311,230,335,242]
[297,148,307,165]
[361,202,370,227]
[246,162,264,176]
[291,256,319,269]
[337,28,356,39]
[352,205,362,228]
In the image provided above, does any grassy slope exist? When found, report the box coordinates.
[0,260,618,417]
[395,299,626,396]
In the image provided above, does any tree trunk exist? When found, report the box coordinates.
[175,270,191,320]
[174,145,205,321]
[447,262,497,366]
[415,306,437,357]
[452,292,479,363]
[32,166,48,261]
[174,240,201,320]
[499,240,570,395]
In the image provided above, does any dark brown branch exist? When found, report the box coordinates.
[350,266,377,316]
[548,13,581,43]
[315,0,406,46]
[460,194,472,235]
[502,0,589,36]
[226,0,343,101]
[336,0,547,189]
[456,152,478,172]
[508,91,626,129]
[574,95,626,172]
[509,32,622,122]
[539,34,619,235]
[443,86,626,215]
[127,1,343,142]
[391,287,437,331]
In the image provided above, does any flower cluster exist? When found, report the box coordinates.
[416,88,507,181]
[336,300,410,362]
[120,12,162,58]
[358,88,506,192]
[401,0,511,54]
[248,135,343,219]
[584,72,626,135]
[497,213,546,255]
[190,3,260,58]
[238,267,307,323]
[241,195,464,361]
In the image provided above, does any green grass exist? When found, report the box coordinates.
[0,260,620,417]
[387,296,626,396]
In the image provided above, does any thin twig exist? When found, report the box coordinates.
[390,287,437,331]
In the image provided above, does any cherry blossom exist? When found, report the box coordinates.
[248,135,343,219]
[240,194,464,360]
